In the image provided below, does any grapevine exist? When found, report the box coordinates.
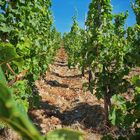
[0,0,140,139]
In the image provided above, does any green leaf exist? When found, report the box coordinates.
[0,82,44,140]
[0,66,7,84]
[0,43,20,65]
[46,129,84,140]
[0,23,13,33]
[131,75,140,87]
[109,108,116,125]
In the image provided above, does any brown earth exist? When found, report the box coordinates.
[29,48,107,140]
[0,128,21,140]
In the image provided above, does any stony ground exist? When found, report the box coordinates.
[29,48,106,140]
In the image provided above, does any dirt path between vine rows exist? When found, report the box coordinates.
[30,48,105,140]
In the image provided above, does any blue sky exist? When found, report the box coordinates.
[51,0,136,34]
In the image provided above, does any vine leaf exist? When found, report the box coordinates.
[0,81,45,140]
[0,66,7,84]
[46,129,84,140]
[0,43,21,65]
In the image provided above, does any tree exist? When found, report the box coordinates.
[64,16,82,68]
[85,0,131,125]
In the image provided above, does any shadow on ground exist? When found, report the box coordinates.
[51,72,82,79]
[54,63,68,67]
[30,101,105,131]
[43,77,83,92]
[62,103,105,129]
[44,79,69,88]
